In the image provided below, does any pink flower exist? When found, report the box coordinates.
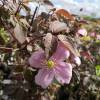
[29,42,72,88]
[77,29,87,36]
[89,32,96,37]
[29,42,81,88]
[96,35,100,40]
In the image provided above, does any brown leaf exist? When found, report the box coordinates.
[49,21,68,33]
[22,0,30,4]
[21,3,31,11]
[0,47,13,53]
[27,45,33,52]
[57,35,80,56]
[43,33,52,58]
[43,0,54,6]
[14,23,26,44]
[20,18,30,28]
[55,9,74,21]
[43,33,58,58]
[9,15,17,27]
[80,51,93,60]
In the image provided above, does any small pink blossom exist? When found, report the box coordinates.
[29,42,80,88]
[96,35,100,40]
[77,28,87,36]
[89,32,96,37]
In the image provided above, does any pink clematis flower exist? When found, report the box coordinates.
[29,42,81,88]
[29,42,73,88]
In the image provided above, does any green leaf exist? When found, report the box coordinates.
[0,28,10,44]
[95,40,100,44]
[95,65,100,76]
[80,36,91,41]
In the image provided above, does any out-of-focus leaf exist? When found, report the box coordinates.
[95,65,100,76]
[3,84,18,96]
[9,15,17,27]
[83,76,90,86]
[0,28,10,44]
[80,36,91,41]
[43,0,54,6]
[49,21,68,33]
[73,70,80,83]
[2,80,12,84]
[27,45,33,52]
[14,23,26,44]
[14,65,24,72]
[24,68,35,82]
[44,33,53,58]
[20,18,30,28]
[4,0,18,13]
[22,0,31,3]
[95,40,100,44]
[0,47,13,53]
[55,9,74,21]
[21,3,31,12]
[80,51,93,60]
[43,32,52,46]
[14,87,28,100]
[58,35,80,56]
[0,7,10,19]
[43,33,57,58]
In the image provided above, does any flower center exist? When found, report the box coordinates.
[47,60,55,68]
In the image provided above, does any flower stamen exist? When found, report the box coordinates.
[47,60,55,68]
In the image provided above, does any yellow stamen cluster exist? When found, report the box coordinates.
[47,60,55,68]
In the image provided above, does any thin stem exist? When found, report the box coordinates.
[15,1,22,16]
[0,46,13,52]
[30,6,38,26]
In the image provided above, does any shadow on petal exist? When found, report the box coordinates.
[35,68,54,88]
[54,62,72,84]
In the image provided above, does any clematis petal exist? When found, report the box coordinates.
[74,56,81,66]
[35,68,54,88]
[54,62,72,84]
[51,42,70,61]
[29,49,46,68]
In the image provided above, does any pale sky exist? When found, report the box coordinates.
[51,0,100,18]
[20,0,100,18]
